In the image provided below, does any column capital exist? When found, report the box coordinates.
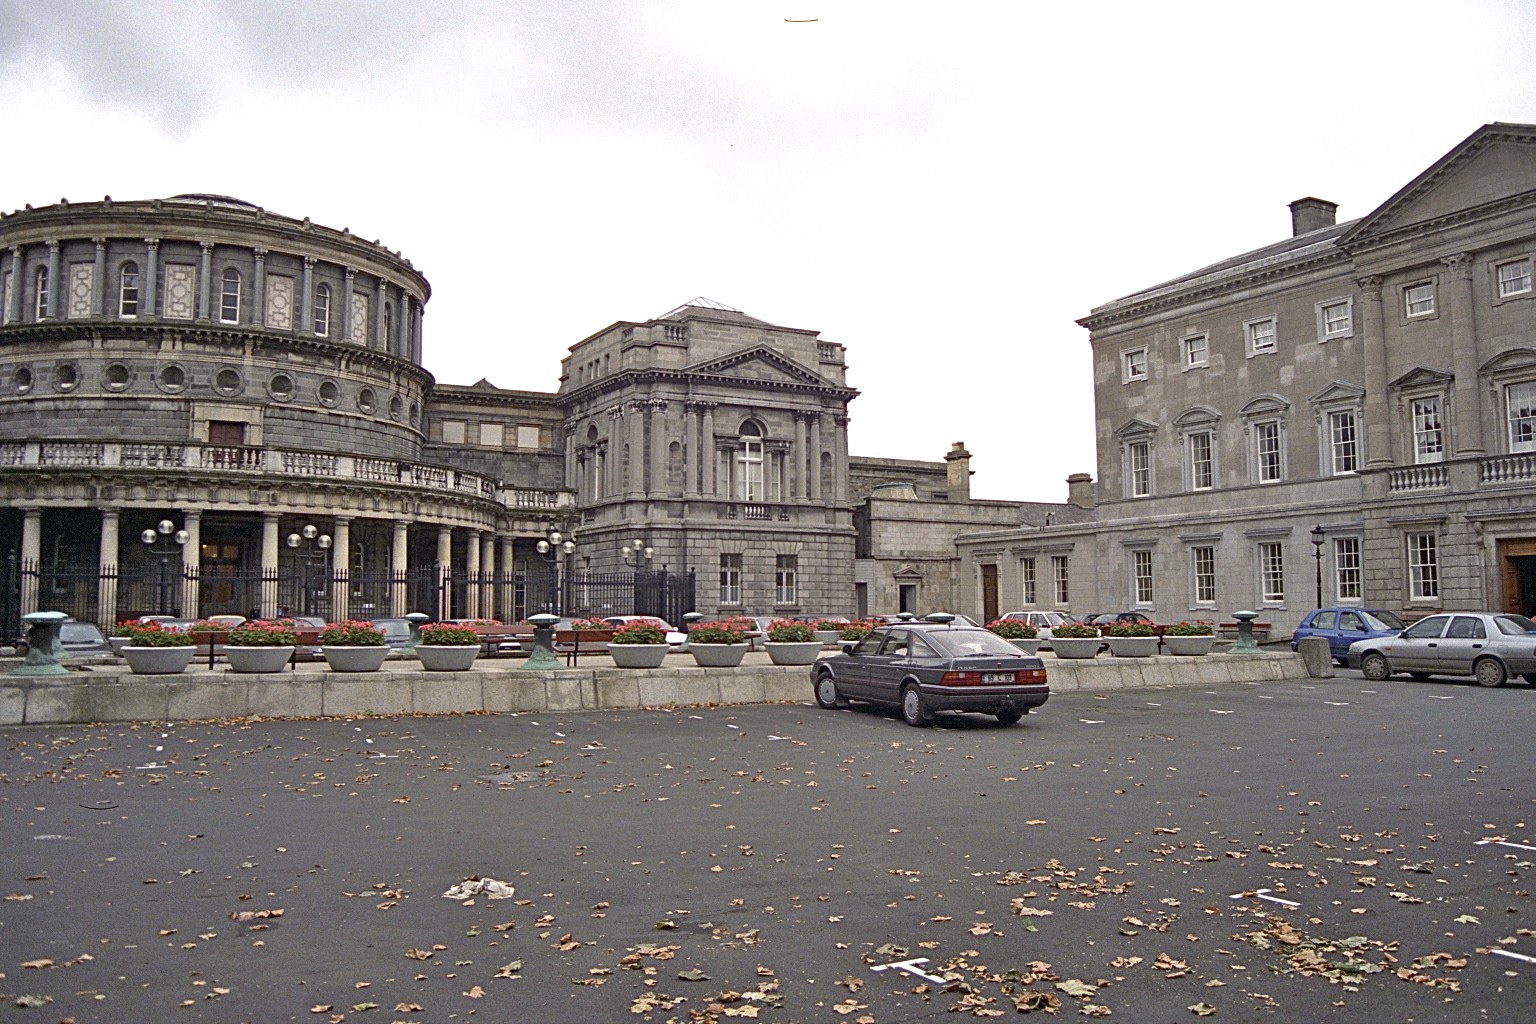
[253,247,268,260]
[648,397,668,411]
[344,266,356,279]
[1441,251,1475,278]
[1355,275,1382,297]
[46,239,60,252]
[686,399,717,412]
[304,254,318,267]
[199,240,215,254]
[92,237,106,249]
[144,237,160,248]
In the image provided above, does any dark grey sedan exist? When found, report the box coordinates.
[810,618,1049,727]
[1347,611,1536,687]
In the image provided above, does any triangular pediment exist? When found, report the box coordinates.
[1342,123,1536,245]
[1389,366,1454,390]
[892,564,924,581]
[685,346,829,386]
[1307,380,1366,406]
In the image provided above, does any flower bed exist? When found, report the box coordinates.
[227,621,299,647]
[320,621,387,646]
[1163,620,1214,637]
[417,623,482,646]
[986,619,1037,640]
[766,619,815,643]
[687,621,749,645]
[117,620,194,647]
[609,623,666,645]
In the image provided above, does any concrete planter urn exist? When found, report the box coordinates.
[1107,637,1159,658]
[109,635,133,655]
[1163,635,1214,657]
[1050,637,1102,660]
[122,646,197,675]
[1009,639,1042,655]
[765,641,823,666]
[322,646,390,673]
[608,644,669,668]
[416,646,480,671]
[813,630,844,647]
[690,643,748,668]
[224,646,294,673]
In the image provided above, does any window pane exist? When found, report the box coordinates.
[1193,546,1216,604]
[1256,422,1282,482]
[1052,555,1069,605]
[1190,432,1213,490]
[1329,411,1358,474]
[1407,533,1439,599]
[1259,542,1284,602]
[1322,302,1351,336]
[1508,382,1536,453]
[1129,441,1150,497]
[1498,259,1532,297]
[1132,549,1153,604]
[1405,283,1435,316]
[720,554,742,605]
[1334,537,1361,601]
[1020,558,1035,605]
[1247,318,1276,353]
[1412,397,1443,463]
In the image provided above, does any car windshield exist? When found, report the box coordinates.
[1361,610,1406,630]
[1041,612,1067,627]
[928,628,1024,658]
[60,623,102,641]
[1494,614,1536,635]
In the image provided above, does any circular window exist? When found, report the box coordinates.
[103,363,131,391]
[358,387,376,415]
[409,401,420,425]
[15,366,33,395]
[318,379,340,407]
[157,364,186,393]
[268,373,296,401]
[215,368,242,396]
[389,395,403,420]
[53,363,79,392]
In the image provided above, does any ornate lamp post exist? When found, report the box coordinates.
[1310,525,1326,609]
[536,527,575,615]
[140,519,189,616]
[621,538,654,567]
[286,524,332,618]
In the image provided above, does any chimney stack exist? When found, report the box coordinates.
[1066,472,1095,509]
[1289,197,1338,236]
[944,442,972,502]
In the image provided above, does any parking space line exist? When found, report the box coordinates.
[1492,949,1536,965]
[1229,888,1300,908]
[1476,839,1536,852]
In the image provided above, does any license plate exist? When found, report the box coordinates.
[981,672,1015,683]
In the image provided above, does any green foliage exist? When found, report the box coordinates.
[1105,621,1157,638]
[986,619,1037,640]
[688,621,748,644]
[766,619,815,643]
[122,621,195,647]
[609,623,666,645]
[417,623,482,646]
[1050,622,1101,639]
[226,621,299,647]
[1163,620,1215,637]
[320,620,388,646]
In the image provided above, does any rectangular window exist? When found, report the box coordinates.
[1019,557,1036,606]
[1128,440,1151,497]
[1188,431,1213,490]
[517,425,541,449]
[1508,381,1536,453]
[1319,299,1353,339]
[1407,533,1439,599]
[1182,333,1208,368]
[219,271,241,323]
[1259,542,1285,603]
[1404,282,1435,318]
[1192,546,1216,605]
[1497,259,1532,297]
[775,555,798,605]
[1334,537,1362,601]
[67,263,93,319]
[118,264,138,317]
[1328,410,1358,474]
[720,554,742,606]
[312,285,330,335]
[441,420,466,445]
[1245,316,1277,355]
[208,420,246,446]
[1122,348,1148,382]
[164,263,195,320]
[1254,421,1283,482]
[1132,549,1153,605]
[479,423,504,448]
[1051,555,1069,606]
[1412,397,1444,463]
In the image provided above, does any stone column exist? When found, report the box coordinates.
[98,509,120,629]
[390,521,410,617]
[464,530,482,618]
[44,240,60,320]
[499,536,516,621]
[261,513,281,618]
[480,534,497,621]
[563,425,577,492]
[331,517,352,622]
[606,407,624,495]
[397,295,410,357]
[809,413,824,501]
[7,247,23,324]
[413,306,424,362]
[300,256,315,335]
[436,526,454,619]
[92,239,107,317]
[648,399,668,498]
[683,403,700,498]
[833,414,849,504]
[1443,253,1485,457]
[343,268,356,341]
[1358,276,1391,469]
[180,510,202,617]
[374,278,386,351]
[252,248,267,325]
[792,412,808,498]
[19,508,41,615]
[628,401,647,498]
[701,404,717,496]
[143,238,159,319]
[197,241,213,321]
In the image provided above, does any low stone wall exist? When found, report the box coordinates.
[0,652,1310,727]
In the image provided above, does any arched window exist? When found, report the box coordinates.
[34,266,48,319]
[313,283,331,336]
[119,261,140,317]
[735,421,764,501]
[219,268,241,323]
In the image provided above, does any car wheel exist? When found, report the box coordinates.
[814,673,844,710]
[901,684,930,728]
[1408,672,1432,681]
[1474,657,1507,688]
[1360,652,1391,681]
[995,710,1023,726]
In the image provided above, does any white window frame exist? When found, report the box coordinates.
[1253,420,1284,483]
[1122,347,1148,383]
[1051,555,1069,606]
[219,268,241,324]
[1334,536,1362,602]
[1315,297,1354,341]
[1192,546,1216,606]
[1404,281,1436,318]
[1496,258,1532,299]
[1131,549,1154,605]
[118,262,140,318]
[1126,439,1151,497]
[1258,541,1285,604]
[720,553,743,606]
[313,283,331,336]
[1326,409,1359,475]
[774,554,798,605]
[1181,333,1209,369]
[1019,557,1036,606]
[34,266,48,319]
[1508,381,1536,453]
[1406,532,1439,601]
[1411,396,1444,463]
[1244,316,1277,357]
[1187,430,1214,491]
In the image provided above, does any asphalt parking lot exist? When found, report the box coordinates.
[1,673,1532,1023]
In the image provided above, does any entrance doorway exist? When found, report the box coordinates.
[980,564,999,623]
[199,540,245,617]
[1497,539,1536,618]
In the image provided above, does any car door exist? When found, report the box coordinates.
[1390,615,1450,672]
[1433,615,1488,676]
[862,629,911,707]
[837,628,887,701]
[1304,610,1339,654]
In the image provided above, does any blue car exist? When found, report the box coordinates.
[1291,607,1406,663]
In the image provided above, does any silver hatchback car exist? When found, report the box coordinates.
[1347,611,1536,687]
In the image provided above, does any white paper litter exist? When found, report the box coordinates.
[442,876,516,900]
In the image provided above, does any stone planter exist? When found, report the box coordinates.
[1050,637,1102,660]
[813,630,844,647]
[109,635,132,655]
[1163,635,1215,656]
[1009,638,1042,654]
[416,645,480,671]
[690,643,748,668]
[1107,636,1159,658]
[322,645,390,672]
[765,641,823,666]
[224,646,295,673]
[121,646,196,674]
[608,644,669,668]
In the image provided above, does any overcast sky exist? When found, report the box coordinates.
[4,0,1536,500]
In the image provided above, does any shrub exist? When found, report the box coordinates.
[1105,621,1157,638]
[688,621,748,644]
[226,620,299,647]
[766,619,815,643]
[609,622,666,645]
[417,623,482,646]
[571,618,610,631]
[320,621,387,646]
[1163,620,1214,637]
[1050,622,1101,639]
[121,620,195,647]
[986,619,1037,640]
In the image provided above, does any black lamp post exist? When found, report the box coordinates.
[140,519,189,616]
[1310,525,1326,608]
[286,524,332,618]
[621,538,654,568]
[536,527,575,615]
